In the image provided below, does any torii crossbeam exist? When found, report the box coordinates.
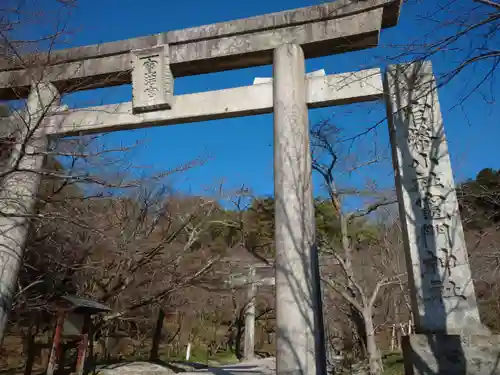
[0,0,401,99]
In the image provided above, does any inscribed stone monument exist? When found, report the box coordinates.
[386,60,499,375]
[131,44,174,113]
[386,60,483,334]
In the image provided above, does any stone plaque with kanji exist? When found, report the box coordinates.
[131,44,173,113]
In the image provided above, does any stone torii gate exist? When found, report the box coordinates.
[225,264,276,362]
[0,1,498,374]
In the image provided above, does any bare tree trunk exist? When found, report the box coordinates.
[363,310,382,375]
[149,309,164,361]
[235,306,245,360]
[24,314,38,375]
[334,191,367,357]
[392,294,400,351]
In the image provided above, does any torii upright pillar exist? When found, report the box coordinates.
[0,82,59,344]
[273,43,326,375]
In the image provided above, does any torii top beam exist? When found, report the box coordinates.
[0,0,401,100]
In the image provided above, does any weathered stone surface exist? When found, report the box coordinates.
[253,69,325,85]
[44,68,383,137]
[273,43,325,375]
[403,334,500,375]
[131,44,173,113]
[171,9,382,67]
[166,0,400,44]
[0,82,59,344]
[0,0,401,72]
[0,8,383,99]
[385,61,485,334]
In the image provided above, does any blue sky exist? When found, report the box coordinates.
[18,0,500,210]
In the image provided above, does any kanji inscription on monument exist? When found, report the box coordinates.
[386,61,482,333]
[131,44,173,113]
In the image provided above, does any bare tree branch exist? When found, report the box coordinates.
[474,0,500,10]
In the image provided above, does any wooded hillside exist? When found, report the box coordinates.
[2,160,499,371]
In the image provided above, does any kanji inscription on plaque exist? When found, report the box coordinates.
[131,44,173,113]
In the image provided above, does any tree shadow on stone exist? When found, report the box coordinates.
[387,61,467,375]
[273,43,327,375]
